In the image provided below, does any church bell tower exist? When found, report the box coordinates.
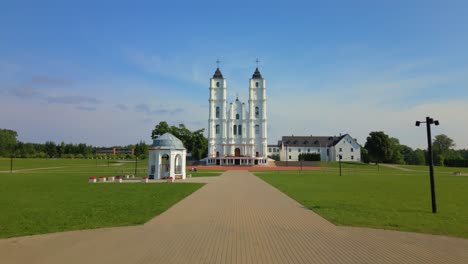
[208,68,227,158]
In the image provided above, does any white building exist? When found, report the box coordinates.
[148,133,187,179]
[267,134,361,162]
[205,67,268,166]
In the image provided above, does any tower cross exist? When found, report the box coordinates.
[216,59,220,68]
[255,58,260,68]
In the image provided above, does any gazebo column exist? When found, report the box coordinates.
[182,150,186,179]
[169,153,176,178]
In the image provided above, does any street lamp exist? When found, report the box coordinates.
[338,154,342,176]
[416,116,440,213]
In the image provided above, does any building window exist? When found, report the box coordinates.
[255,125,259,135]
[289,155,291,159]
[236,113,239,120]
[233,125,237,135]
[255,82,259,88]
[255,107,259,118]
[216,106,220,118]
[351,148,354,152]
[215,124,220,134]
[308,149,310,152]
[216,81,220,88]
[289,148,291,152]
[269,148,272,152]
[238,125,242,135]
[339,148,342,152]
[298,148,301,152]
[351,155,354,160]
[327,149,329,156]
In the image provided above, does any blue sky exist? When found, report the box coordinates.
[1,0,468,149]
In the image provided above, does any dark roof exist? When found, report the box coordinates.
[280,135,348,147]
[213,68,224,79]
[252,67,263,79]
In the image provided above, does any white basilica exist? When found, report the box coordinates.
[205,67,268,166]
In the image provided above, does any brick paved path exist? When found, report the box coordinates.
[1,171,468,264]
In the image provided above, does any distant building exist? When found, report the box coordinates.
[267,134,361,162]
[96,148,134,155]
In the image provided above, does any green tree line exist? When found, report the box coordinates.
[0,128,147,159]
[362,131,466,166]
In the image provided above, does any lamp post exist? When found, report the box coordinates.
[415,116,440,214]
[134,148,138,177]
[338,154,342,176]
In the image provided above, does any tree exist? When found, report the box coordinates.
[151,121,170,139]
[134,140,148,159]
[44,141,57,158]
[413,149,426,165]
[0,129,18,157]
[364,131,392,163]
[400,145,415,165]
[360,147,370,163]
[387,137,404,164]
[432,134,460,166]
[298,153,321,161]
[269,154,280,161]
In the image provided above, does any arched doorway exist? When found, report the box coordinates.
[174,154,182,176]
[160,154,170,178]
[216,151,220,157]
[235,148,241,157]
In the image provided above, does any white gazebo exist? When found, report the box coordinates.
[147,133,187,180]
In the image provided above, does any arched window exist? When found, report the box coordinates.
[216,81,220,88]
[255,125,260,135]
[215,124,220,134]
[255,82,259,88]
[236,113,239,120]
[233,125,237,135]
[216,106,220,118]
[255,107,259,118]
[238,125,242,135]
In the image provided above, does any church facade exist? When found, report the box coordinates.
[205,67,268,166]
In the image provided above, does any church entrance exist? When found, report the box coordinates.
[235,148,241,157]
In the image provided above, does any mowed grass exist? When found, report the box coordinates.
[255,163,468,238]
[0,159,203,238]
[188,170,223,177]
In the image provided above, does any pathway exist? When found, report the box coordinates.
[1,171,467,263]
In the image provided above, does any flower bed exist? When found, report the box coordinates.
[99,176,106,182]
[108,176,115,181]
[141,176,148,183]
[89,176,97,183]
[167,176,174,183]
[115,176,122,183]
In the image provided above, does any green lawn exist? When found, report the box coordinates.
[0,159,203,238]
[255,163,468,238]
[188,169,223,177]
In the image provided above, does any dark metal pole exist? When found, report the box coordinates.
[339,155,342,176]
[426,116,437,213]
[135,152,138,177]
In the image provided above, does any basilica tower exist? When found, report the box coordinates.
[207,68,227,159]
[248,68,268,159]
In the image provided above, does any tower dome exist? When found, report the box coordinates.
[213,68,224,79]
[151,133,185,150]
[252,67,263,79]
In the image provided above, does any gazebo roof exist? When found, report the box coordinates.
[151,132,185,150]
